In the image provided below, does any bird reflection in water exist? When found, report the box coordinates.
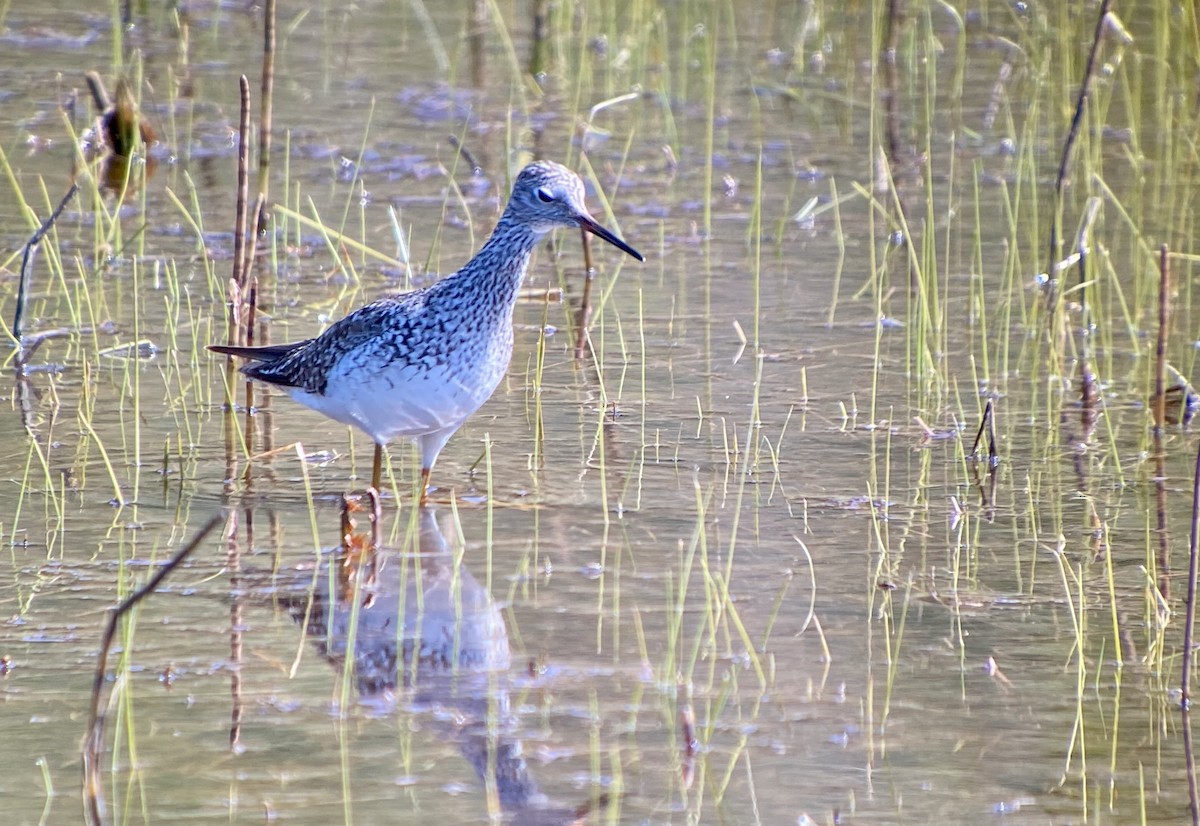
[285,505,606,825]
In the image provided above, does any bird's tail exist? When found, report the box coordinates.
[208,341,307,362]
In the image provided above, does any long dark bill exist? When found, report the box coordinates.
[579,214,644,262]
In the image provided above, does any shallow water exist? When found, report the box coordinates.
[2,2,1198,824]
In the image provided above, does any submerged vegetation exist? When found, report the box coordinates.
[2,0,1200,823]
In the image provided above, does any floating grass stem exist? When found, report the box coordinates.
[271,201,403,268]
[80,405,125,508]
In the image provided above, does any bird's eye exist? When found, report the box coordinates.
[536,187,555,203]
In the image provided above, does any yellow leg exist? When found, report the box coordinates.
[419,467,431,506]
[372,444,383,493]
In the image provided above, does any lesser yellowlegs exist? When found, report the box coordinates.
[211,160,643,500]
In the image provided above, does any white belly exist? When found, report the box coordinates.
[289,355,507,445]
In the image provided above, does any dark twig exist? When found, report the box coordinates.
[14,183,80,340]
[1047,0,1112,279]
[1183,436,1200,825]
[83,513,223,826]
[1065,200,1101,494]
[881,0,905,170]
[1155,244,1171,600]
[448,134,483,176]
[970,399,997,465]
[16,327,87,365]
[986,399,998,464]
[85,70,110,111]
[969,400,999,522]
[1075,201,1101,455]
[981,461,997,523]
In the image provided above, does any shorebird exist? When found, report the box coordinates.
[211,160,643,501]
